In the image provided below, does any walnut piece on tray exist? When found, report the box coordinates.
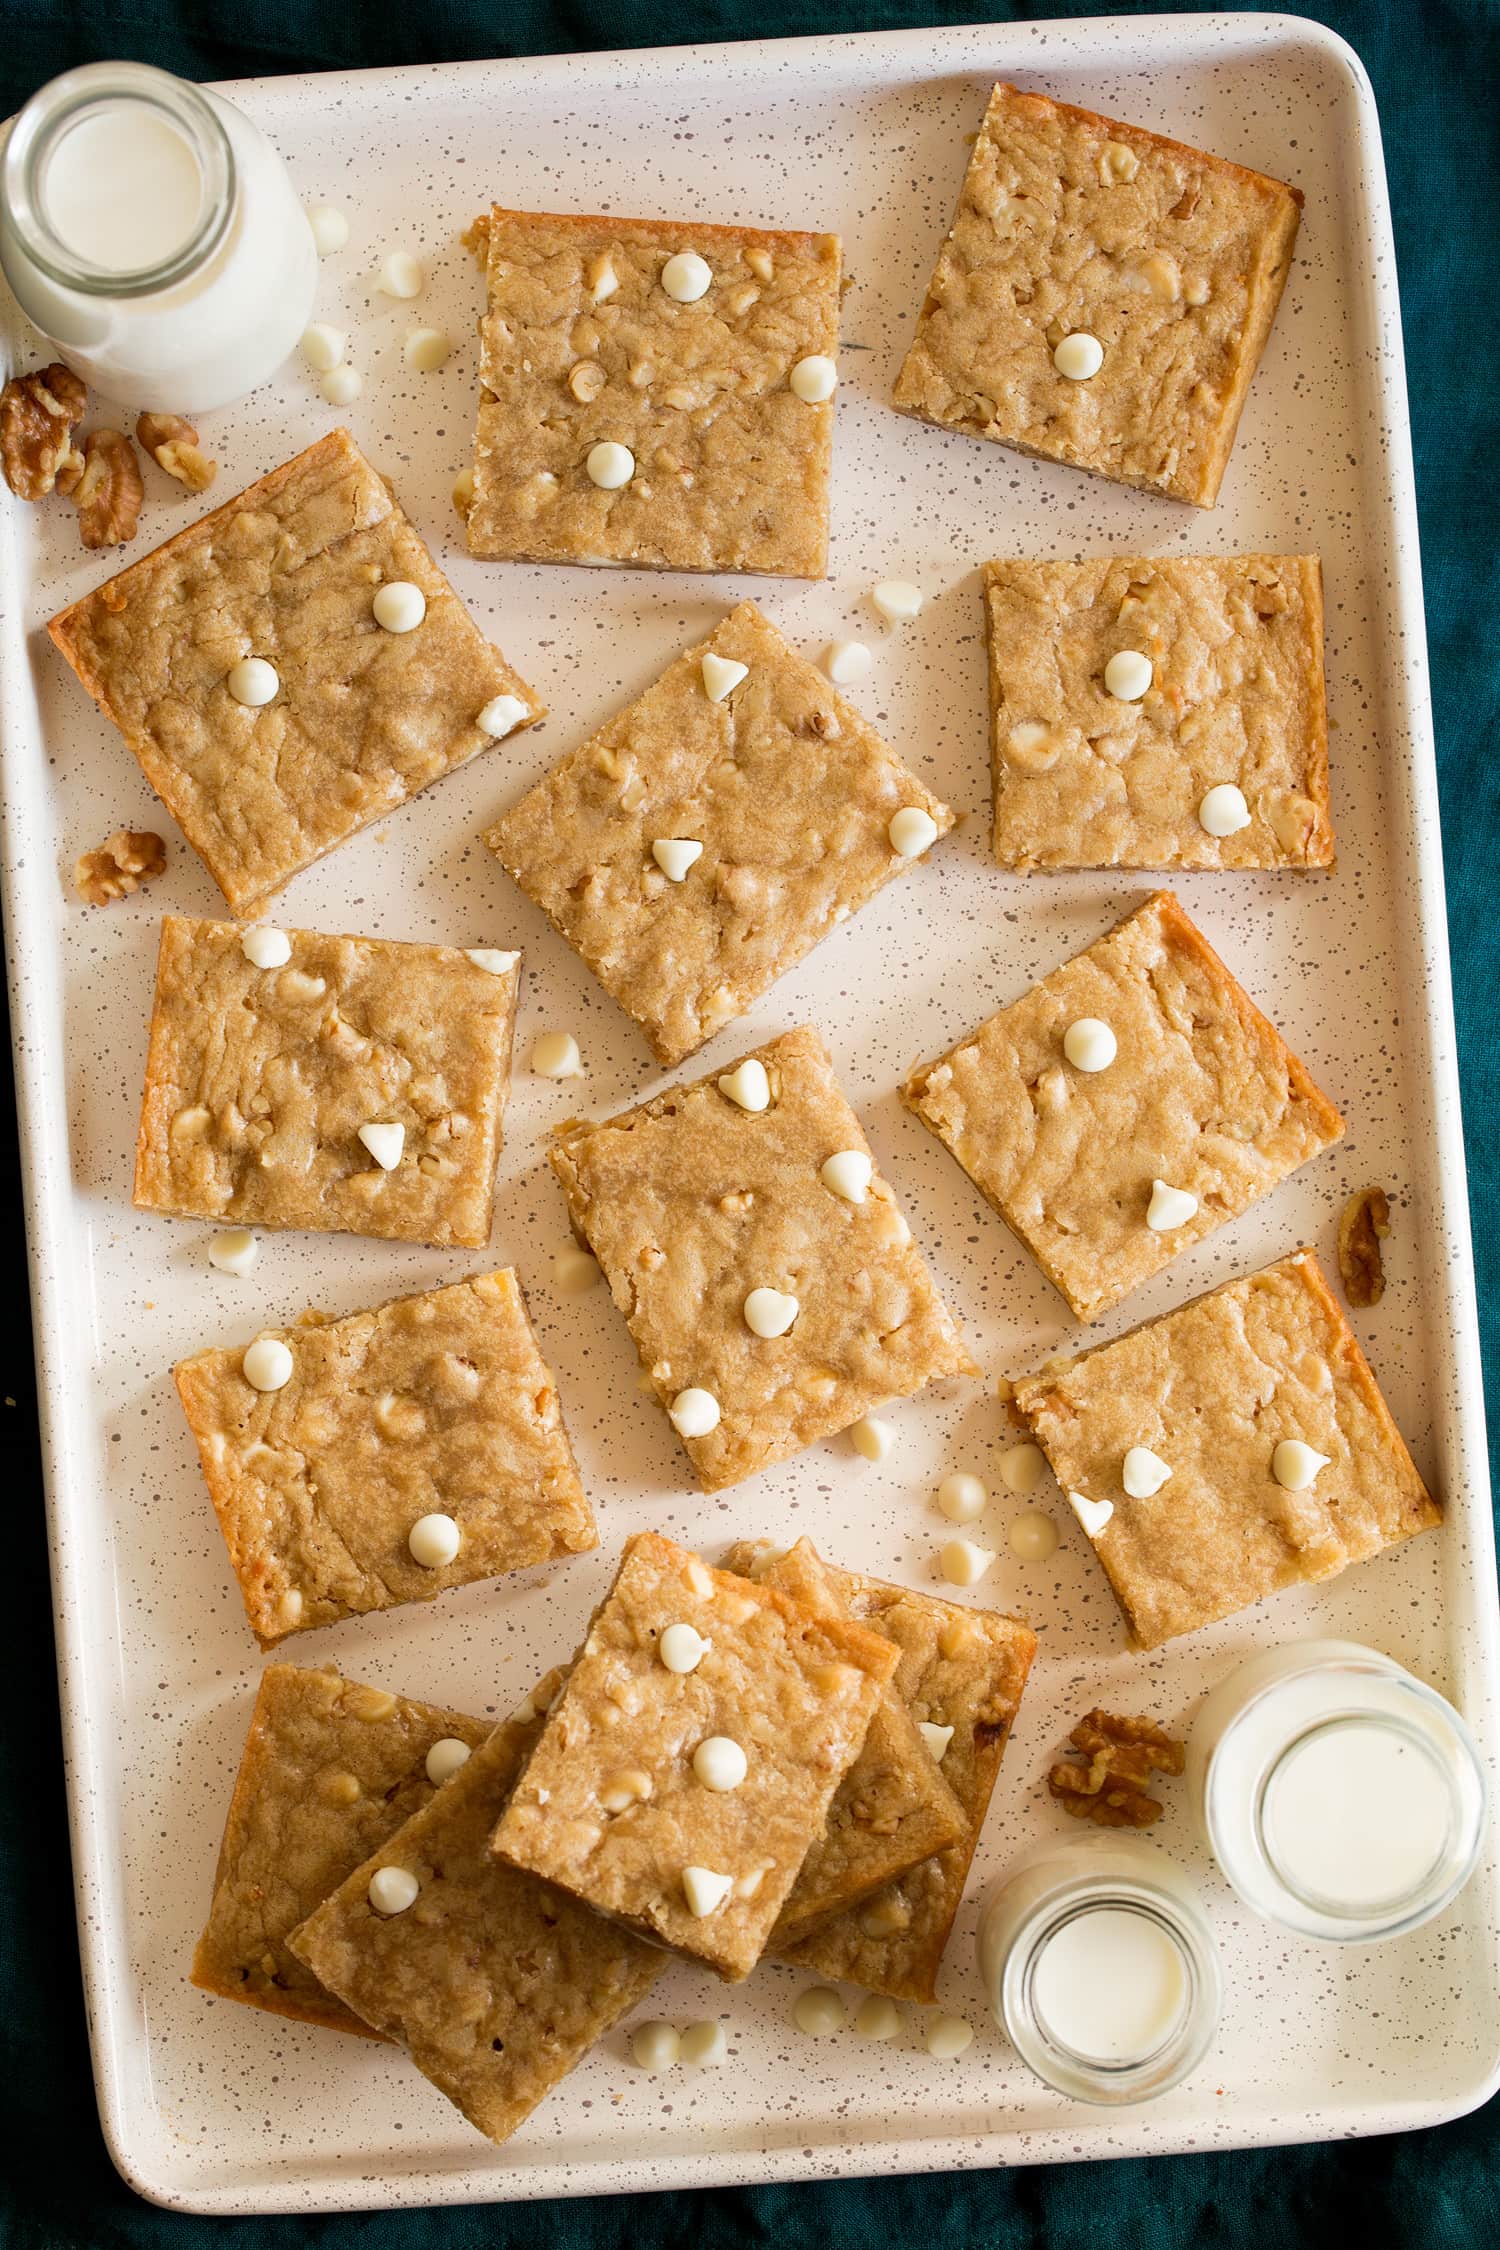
[1339,1185,1390,1308]
[1047,1708,1185,1828]
[136,413,217,492]
[74,829,166,905]
[0,363,87,500]
[73,430,144,547]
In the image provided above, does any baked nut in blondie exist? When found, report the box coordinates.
[485,601,954,1067]
[894,84,1301,507]
[192,1663,489,2035]
[902,892,1343,1322]
[1011,1248,1440,1647]
[466,209,839,576]
[550,1027,977,1490]
[489,1533,899,1981]
[49,429,542,915]
[985,555,1332,870]
[174,1270,595,1647]
[135,916,518,1247]
[290,1682,662,2144]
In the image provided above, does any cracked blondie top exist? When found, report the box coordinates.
[175,1270,595,1648]
[466,209,839,575]
[49,429,542,915]
[490,1533,898,1981]
[550,1027,976,1490]
[726,1542,1037,2002]
[902,892,1344,1322]
[191,1664,489,2036]
[135,916,519,1247]
[291,1678,662,2144]
[485,601,954,1066]
[894,83,1301,506]
[1010,1249,1440,1647]
[985,555,1333,870]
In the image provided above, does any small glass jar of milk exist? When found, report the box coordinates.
[1187,1638,1486,1943]
[0,60,317,412]
[978,1835,1222,2103]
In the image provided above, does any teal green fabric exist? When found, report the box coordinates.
[2,2,1498,2242]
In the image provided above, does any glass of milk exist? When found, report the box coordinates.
[1187,1639,1486,1943]
[978,1835,1222,2104]
[0,60,317,412]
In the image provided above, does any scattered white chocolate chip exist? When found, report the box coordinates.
[1053,331,1104,379]
[999,1442,1047,1495]
[1146,1178,1199,1231]
[821,1149,872,1204]
[1068,1490,1115,1540]
[532,1031,583,1079]
[1009,1509,1059,1562]
[652,838,703,881]
[789,354,837,403]
[368,1866,419,1916]
[553,1244,602,1293]
[300,321,345,373]
[1104,649,1153,702]
[871,579,923,625]
[425,1738,471,1785]
[919,1722,954,1762]
[377,250,423,299]
[1122,1446,1172,1500]
[586,440,635,488]
[372,580,426,633]
[659,1622,709,1674]
[403,326,450,371]
[660,250,712,302]
[320,365,362,406]
[226,657,278,708]
[358,1120,405,1171]
[692,1737,748,1792]
[208,1228,257,1278]
[476,693,529,739]
[242,1336,293,1393]
[926,2015,974,2060]
[465,948,519,975]
[631,2021,680,2073]
[717,1059,770,1112]
[1272,1438,1331,1491]
[849,1414,893,1462]
[1064,1017,1117,1072]
[794,1986,847,2036]
[679,2020,728,2067]
[1198,782,1252,837]
[824,638,872,685]
[307,205,349,255]
[682,1865,733,1918]
[855,1994,902,2041]
[408,1512,461,1568]
[940,1537,995,1587]
[240,925,291,969]
[744,1287,798,1339]
[701,651,749,701]
[937,1472,987,1524]
[668,1389,721,1441]
[889,806,939,858]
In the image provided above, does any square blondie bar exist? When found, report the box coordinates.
[467,209,839,575]
[550,1026,976,1490]
[489,1533,898,1981]
[49,429,542,915]
[135,916,519,1247]
[1010,1249,1440,1647]
[175,1270,596,1647]
[485,601,954,1067]
[894,84,1301,507]
[192,1664,489,2036]
[902,893,1343,1322]
[985,555,1333,870]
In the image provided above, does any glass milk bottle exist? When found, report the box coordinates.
[0,61,317,412]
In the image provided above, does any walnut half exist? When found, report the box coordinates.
[74,829,166,905]
[1047,1708,1185,1829]
[73,430,144,548]
[0,362,87,499]
[1338,1185,1391,1309]
[136,412,217,492]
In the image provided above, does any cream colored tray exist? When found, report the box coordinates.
[2,12,1495,2215]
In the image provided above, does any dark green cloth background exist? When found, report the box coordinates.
[1,2,1497,2243]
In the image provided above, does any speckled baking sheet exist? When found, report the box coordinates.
[1,12,1496,2217]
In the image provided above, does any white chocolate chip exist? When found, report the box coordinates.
[1146,1178,1199,1231]
[240,925,291,969]
[660,250,712,302]
[692,1736,748,1792]
[586,440,635,488]
[300,321,345,372]
[1068,1490,1115,1540]
[425,1738,471,1785]
[553,1244,602,1293]
[849,1414,893,1462]
[465,948,519,974]
[1009,1509,1059,1562]
[1053,331,1104,379]
[452,466,475,512]
[1122,1446,1172,1500]
[717,1059,770,1112]
[242,1336,293,1393]
[789,354,837,403]
[408,1512,461,1568]
[889,806,939,858]
[855,1995,902,2041]
[919,1722,954,1762]
[999,1441,1048,1495]
[368,1866,419,1916]
[940,1537,994,1587]
[744,1287,798,1339]
[652,838,703,881]
[668,1388,721,1441]
[357,1120,405,1170]
[794,1986,846,2036]
[1063,1017,1117,1073]
[926,2015,974,2060]
[820,1150,872,1204]
[1272,1438,1331,1491]
[599,1768,654,1813]
[587,253,618,304]
[659,1622,709,1674]
[682,1865,733,1918]
[1104,649,1153,702]
[631,2021,680,2073]
[1199,782,1252,837]
[377,250,423,299]
[403,326,450,371]
[320,365,362,406]
[679,2020,728,2067]
[372,580,426,633]
[307,205,349,255]
[532,1031,583,1079]
[701,651,748,701]
[208,1228,257,1277]
[937,1472,987,1524]
[226,657,278,707]
[824,638,872,685]
[871,579,923,625]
